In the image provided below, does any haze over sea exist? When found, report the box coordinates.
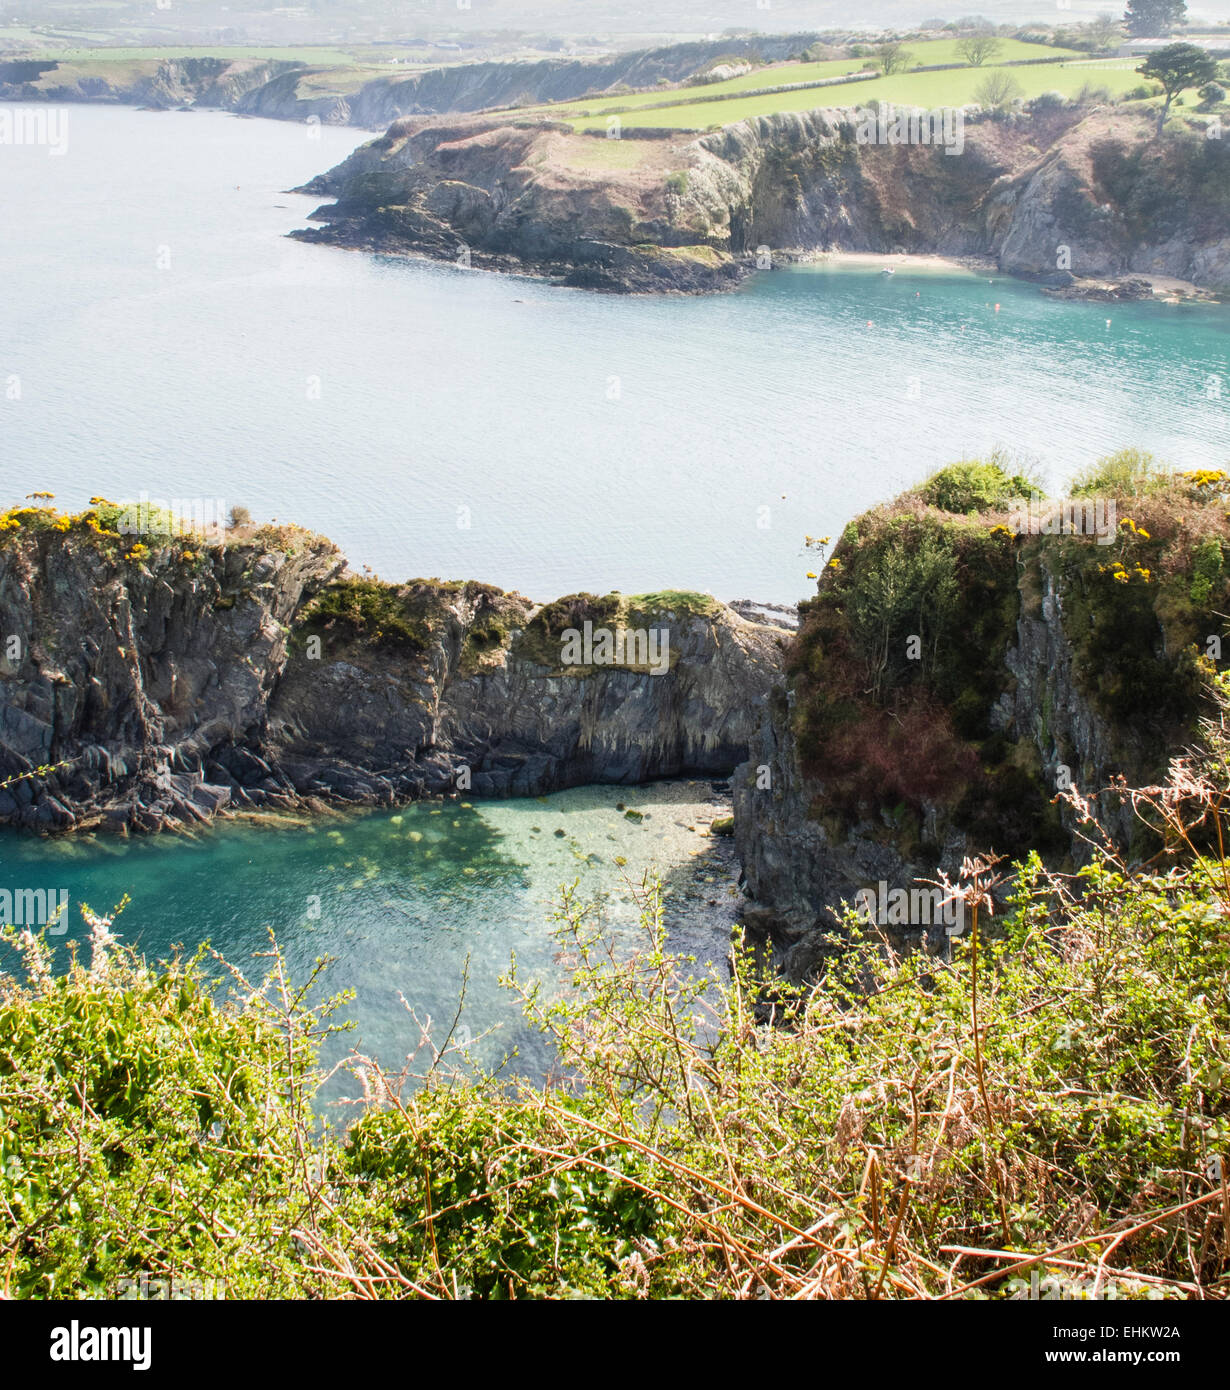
[2,104,1227,606]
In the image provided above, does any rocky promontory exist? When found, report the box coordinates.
[0,502,785,833]
[293,104,1230,295]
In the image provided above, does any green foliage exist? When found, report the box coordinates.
[1140,42,1220,131]
[0,928,350,1298]
[1125,0,1189,39]
[512,591,622,669]
[1071,446,1168,497]
[1191,537,1224,606]
[1049,506,1215,731]
[790,509,1028,826]
[300,578,430,654]
[346,1093,664,1298]
[919,458,1033,514]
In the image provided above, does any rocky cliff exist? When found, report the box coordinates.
[294,104,1230,294]
[0,505,784,833]
[0,35,821,126]
[734,463,1228,979]
[0,56,304,110]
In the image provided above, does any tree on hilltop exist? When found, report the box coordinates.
[1140,42,1219,133]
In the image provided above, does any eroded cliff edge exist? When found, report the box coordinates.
[734,462,1229,979]
[293,105,1230,294]
[0,504,785,832]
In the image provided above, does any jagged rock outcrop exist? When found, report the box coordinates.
[0,518,784,833]
[0,520,345,832]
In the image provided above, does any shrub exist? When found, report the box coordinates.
[1191,537,1224,606]
[919,458,1033,514]
[300,578,429,654]
[975,70,1023,112]
[1071,446,1169,497]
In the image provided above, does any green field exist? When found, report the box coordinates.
[516,36,1085,121]
[557,57,1153,132]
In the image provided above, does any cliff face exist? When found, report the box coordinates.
[734,474,1227,980]
[0,518,344,832]
[269,584,784,803]
[993,109,1230,287]
[296,104,1230,293]
[0,514,784,833]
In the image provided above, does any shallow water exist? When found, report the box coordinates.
[0,782,739,1090]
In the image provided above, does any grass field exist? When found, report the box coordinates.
[514,36,1086,121]
[555,58,1153,132]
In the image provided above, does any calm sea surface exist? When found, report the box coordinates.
[2,103,1227,606]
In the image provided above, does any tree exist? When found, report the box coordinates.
[975,70,1024,112]
[877,41,915,76]
[1124,0,1188,38]
[1198,81,1226,109]
[1140,42,1220,133]
[957,34,1002,66]
[1087,12,1125,51]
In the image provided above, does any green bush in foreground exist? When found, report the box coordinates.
[3,741,1230,1297]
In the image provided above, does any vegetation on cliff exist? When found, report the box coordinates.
[788,455,1229,861]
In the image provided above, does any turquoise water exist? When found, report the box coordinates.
[1,104,1227,606]
[0,784,737,1090]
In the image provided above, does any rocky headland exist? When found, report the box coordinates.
[292,104,1230,296]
